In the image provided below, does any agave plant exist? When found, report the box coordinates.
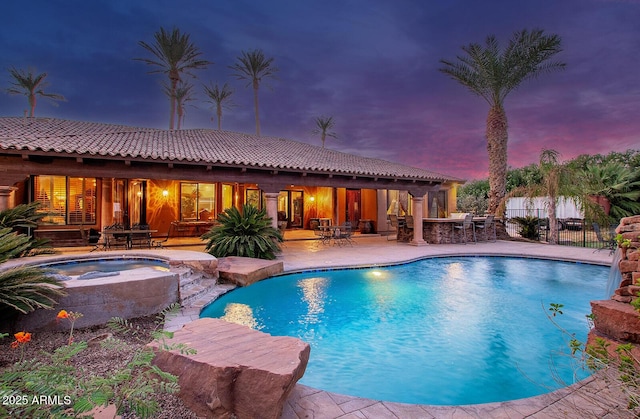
[0,227,66,317]
[202,205,283,260]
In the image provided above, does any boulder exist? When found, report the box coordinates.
[217,256,283,286]
[591,299,640,343]
[150,318,310,419]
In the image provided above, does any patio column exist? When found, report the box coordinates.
[0,186,17,212]
[410,196,427,246]
[264,192,279,229]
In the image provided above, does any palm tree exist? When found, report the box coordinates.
[203,82,234,130]
[6,67,65,117]
[499,149,597,244]
[229,49,278,136]
[135,27,211,130]
[163,80,196,130]
[580,161,640,222]
[440,29,565,215]
[312,116,338,148]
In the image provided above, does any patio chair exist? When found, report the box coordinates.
[387,215,402,241]
[399,215,414,242]
[80,228,102,252]
[475,215,496,242]
[130,224,152,249]
[314,227,331,245]
[452,213,476,244]
[104,223,129,250]
[152,222,176,249]
[593,223,616,254]
[335,222,354,246]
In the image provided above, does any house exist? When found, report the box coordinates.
[0,117,463,246]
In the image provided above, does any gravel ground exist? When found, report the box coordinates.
[0,315,200,419]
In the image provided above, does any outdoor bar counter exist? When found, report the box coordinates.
[421,216,486,244]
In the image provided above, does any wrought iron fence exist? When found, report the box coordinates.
[504,209,617,251]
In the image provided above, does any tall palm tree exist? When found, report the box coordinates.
[312,116,338,148]
[135,27,211,130]
[163,80,196,130]
[440,29,565,215]
[500,149,599,244]
[229,49,278,136]
[203,82,234,130]
[6,67,65,117]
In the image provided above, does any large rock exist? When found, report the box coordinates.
[217,256,283,286]
[150,318,309,419]
[591,299,640,343]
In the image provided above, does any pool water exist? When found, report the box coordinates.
[200,257,607,405]
[45,258,169,276]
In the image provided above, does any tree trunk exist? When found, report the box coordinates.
[253,79,260,136]
[169,70,179,131]
[29,93,36,118]
[216,105,222,130]
[548,198,558,244]
[486,104,508,215]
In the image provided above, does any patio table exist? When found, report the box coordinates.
[101,229,157,250]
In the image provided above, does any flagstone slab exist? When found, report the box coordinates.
[151,317,309,419]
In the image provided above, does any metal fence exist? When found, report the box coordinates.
[504,209,617,251]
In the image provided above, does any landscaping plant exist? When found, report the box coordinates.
[0,227,65,321]
[0,304,193,418]
[202,204,283,260]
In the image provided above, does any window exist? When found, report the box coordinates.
[245,189,262,209]
[180,183,215,221]
[221,184,233,211]
[33,176,97,225]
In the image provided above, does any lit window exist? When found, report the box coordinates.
[33,176,97,225]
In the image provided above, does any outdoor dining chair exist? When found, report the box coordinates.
[334,222,354,246]
[452,213,476,244]
[387,214,401,241]
[475,215,497,242]
[129,224,152,249]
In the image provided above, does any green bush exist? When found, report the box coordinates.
[510,216,542,240]
[0,228,65,319]
[0,304,190,419]
[0,202,54,257]
[202,204,283,260]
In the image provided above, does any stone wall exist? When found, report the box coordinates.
[590,215,640,347]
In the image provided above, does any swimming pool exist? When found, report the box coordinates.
[43,257,169,277]
[200,256,606,405]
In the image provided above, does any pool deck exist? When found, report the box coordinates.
[60,233,630,418]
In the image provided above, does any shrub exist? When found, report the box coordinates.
[510,216,542,240]
[0,304,191,418]
[0,202,54,257]
[202,204,283,260]
[0,228,65,320]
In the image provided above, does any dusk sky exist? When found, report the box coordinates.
[1,0,638,180]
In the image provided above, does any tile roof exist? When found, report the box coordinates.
[0,117,462,182]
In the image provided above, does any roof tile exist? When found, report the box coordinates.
[0,117,462,182]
